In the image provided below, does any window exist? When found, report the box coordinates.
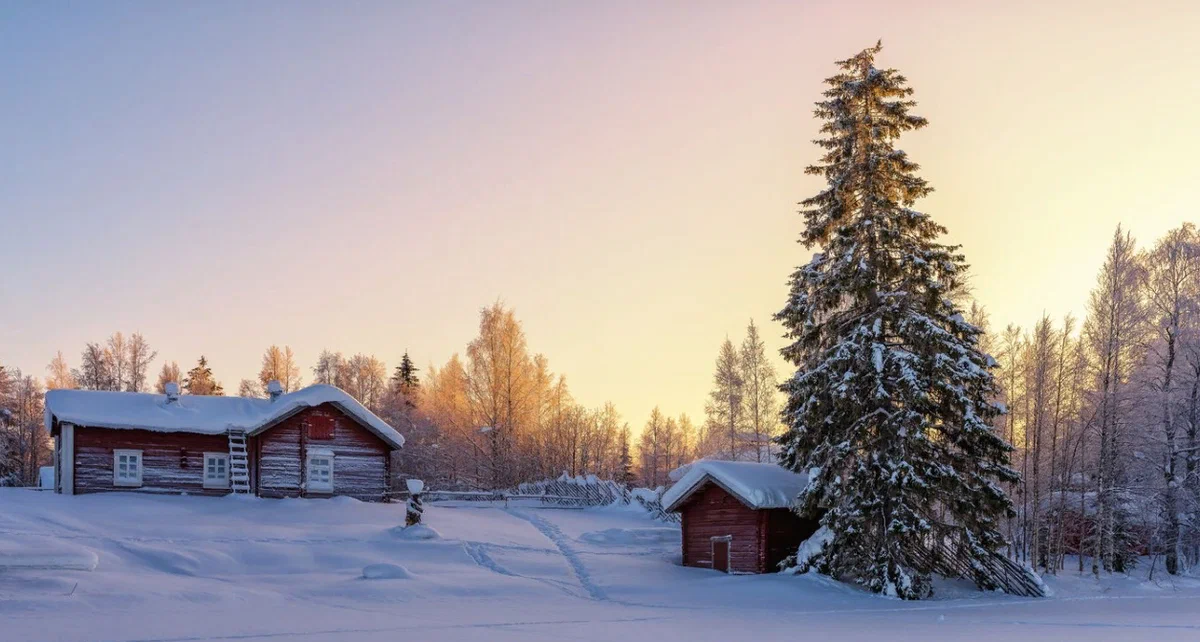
[203,452,229,489]
[113,449,143,487]
[306,450,334,493]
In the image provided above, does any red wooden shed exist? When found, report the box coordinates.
[662,460,818,574]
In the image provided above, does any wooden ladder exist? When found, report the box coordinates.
[228,429,251,495]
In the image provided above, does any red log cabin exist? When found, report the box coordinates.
[662,460,818,574]
[44,382,405,501]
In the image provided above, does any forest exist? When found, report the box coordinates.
[985,224,1200,577]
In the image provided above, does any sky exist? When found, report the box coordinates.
[2,0,1198,433]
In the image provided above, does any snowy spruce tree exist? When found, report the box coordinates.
[776,42,1018,599]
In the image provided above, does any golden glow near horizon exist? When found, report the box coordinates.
[2,1,1198,435]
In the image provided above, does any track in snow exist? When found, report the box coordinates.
[461,539,585,598]
[505,509,607,601]
[461,541,518,577]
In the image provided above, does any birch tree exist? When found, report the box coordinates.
[45,351,76,390]
[155,361,182,393]
[740,319,778,462]
[259,345,302,394]
[1083,226,1147,574]
[1141,223,1199,573]
[126,333,157,393]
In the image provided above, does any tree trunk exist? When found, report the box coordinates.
[1162,326,1180,575]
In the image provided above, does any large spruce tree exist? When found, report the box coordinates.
[776,42,1018,599]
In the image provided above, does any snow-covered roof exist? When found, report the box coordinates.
[661,460,808,512]
[44,384,404,449]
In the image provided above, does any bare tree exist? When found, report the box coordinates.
[344,353,388,410]
[237,379,261,398]
[639,407,669,487]
[1046,315,1078,572]
[259,345,302,394]
[45,351,77,390]
[107,332,129,392]
[1084,226,1148,574]
[312,350,346,387]
[126,333,157,392]
[155,361,182,393]
[1025,315,1058,568]
[465,302,536,488]
[999,324,1024,552]
[1141,223,1200,574]
[740,320,779,462]
[674,413,697,470]
[78,342,114,391]
[1,369,49,485]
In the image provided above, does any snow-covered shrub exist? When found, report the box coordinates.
[405,478,424,527]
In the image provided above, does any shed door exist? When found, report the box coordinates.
[711,536,731,573]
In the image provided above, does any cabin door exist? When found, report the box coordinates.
[711,536,731,573]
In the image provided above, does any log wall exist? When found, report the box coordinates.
[68,404,394,502]
[72,427,230,496]
[679,483,764,573]
[256,403,390,502]
[678,482,818,574]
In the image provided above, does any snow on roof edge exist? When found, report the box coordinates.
[44,384,404,449]
[246,384,405,449]
[661,459,807,512]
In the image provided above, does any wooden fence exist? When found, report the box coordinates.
[416,474,680,523]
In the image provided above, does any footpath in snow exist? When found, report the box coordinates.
[2,489,1200,641]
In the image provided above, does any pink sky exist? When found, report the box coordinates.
[2,1,1198,432]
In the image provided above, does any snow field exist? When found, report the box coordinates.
[2,489,1200,641]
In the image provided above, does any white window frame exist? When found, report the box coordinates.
[306,449,334,494]
[113,449,143,487]
[203,452,230,489]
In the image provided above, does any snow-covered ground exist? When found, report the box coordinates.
[2,490,1199,641]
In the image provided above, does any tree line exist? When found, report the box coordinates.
[414,302,635,490]
[635,319,785,488]
[992,223,1200,577]
[4,302,737,490]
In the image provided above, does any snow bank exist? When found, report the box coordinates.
[362,563,413,580]
[578,528,680,546]
[390,524,441,540]
[661,460,808,511]
[5,487,1200,642]
[792,525,833,571]
[44,384,404,448]
[0,539,99,571]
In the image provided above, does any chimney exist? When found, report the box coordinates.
[165,382,180,404]
[267,379,284,401]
